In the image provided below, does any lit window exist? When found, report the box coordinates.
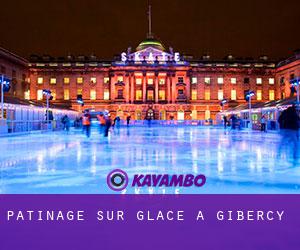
[269,78,275,84]
[37,90,43,100]
[51,90,56,100]
[64,77,70,84]
[257,90,262,101]
[217,78,224,84]
[256,78,262,84]
[90,89,96,100]
[192,77,197,84]
[159,90,165,100]
[147,78,153,85]
[50,78,56,84]
[205,90,210,100]
[159,78,165,85]
[204,77,210,84]
[231,90,237,100]
[64,89,70,100]
[147,90,154,100]
[231,78,237,84]
[136,78,142,85]
[269,90,275,101]
[192,90,197,100]
[24,90,30,100]
[218,89,223,100]
[37,77,43,84]
[104,89,110,100]
[104,77,110,83]
[77,89,83,95]
[136,90,142,100]
[117,76,123,82]
[90,77,97,84]
[77,77,83,84]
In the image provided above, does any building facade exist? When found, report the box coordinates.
[1,38,300,121]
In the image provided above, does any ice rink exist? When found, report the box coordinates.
[0,125,299,194]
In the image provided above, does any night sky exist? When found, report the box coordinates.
[1,0,300,61]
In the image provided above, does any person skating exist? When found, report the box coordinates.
[104,114,112,137]
[126,115,131,127]
[261,115,267,132]
[82,110,92,138]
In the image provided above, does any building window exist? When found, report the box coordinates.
[269,90,275,101]
[231,90,237,100]
[37,90,43,100]
[205,90,210,100]
[147,78,153,85]
[90,89,96,100]
[178,77,184,83]
[244,78,250,84]
[191,77,197,84]
[77,77,83,84]
[256,78,262,84]
[50,78,56,84]
[136,90,142,100]
[231,78,237,84]
[104,89,110,100]
[90,77,97,84]
[217,77,224,84]
[192,90,197,100]
[64,89,70,100]
[117,89,123,99]
[64,77,70,84]
[147,90,154,100]
[51,90,56,100]
[24,90,30,100]
[37,77,43,84]
[204,77,211,84]
[77,89,83,95]
[257,90,262,101]
[104,77,110,84]
[218,89,223,100]
[159,90,165,100]
[117,76,123,82]
[269,78,275,84]
[136,78,142,85]
[159,78,165,85]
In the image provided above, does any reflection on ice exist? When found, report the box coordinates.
[0,126,299,194]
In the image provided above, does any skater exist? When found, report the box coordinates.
[97,113,106,134]
[126,115,131,127]
[223,116,228,129]
[104,114,112,137]
[82,110,91,138]
[61,115,70,132]
[260,115,266,132]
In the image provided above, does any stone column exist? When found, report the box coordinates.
[186,75,191,102]
[110,74,115,102]
[167,75,171,103]
[143,73,147,102]
[130,74,134,103]
[172,76,176,103]
[155,73,159,103]
[125,74,129,103]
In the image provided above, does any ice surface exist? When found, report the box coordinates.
[0,126,299,194]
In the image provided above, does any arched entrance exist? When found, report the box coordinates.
[146,109,154,120]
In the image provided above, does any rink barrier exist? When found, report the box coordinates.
[122,120,216,126]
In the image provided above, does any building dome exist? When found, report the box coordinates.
[136,37,166,51]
